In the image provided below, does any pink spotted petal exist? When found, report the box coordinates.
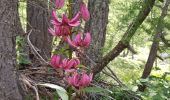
[62,26,71,36]
[55,0,65,9]
[62,14,69,24]
[80,2,90,21]
[83,32,91,47]
[69,12,81,27]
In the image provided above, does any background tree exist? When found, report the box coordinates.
[82,0,109,67]
[0,0,23,99]
[27,0,52,65]
[139,0,170,91]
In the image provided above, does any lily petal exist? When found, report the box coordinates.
[55,0,65,9]
[48,27,55,36]
[83,32,91,47]
[52,11,61,25]
[80,2,90,21]
[69,12,81,27]
[67,36,77,48]
[74,33,81,45]
[50,55,61,68]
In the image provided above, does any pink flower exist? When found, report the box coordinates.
[49,11,80,36]
[80,2,90,21]
[55,0,65,9]
[67,72,93,89]
[50,55,80,70]
[67,32,91,48]
[50,55,61,69]
[72,58,80,67]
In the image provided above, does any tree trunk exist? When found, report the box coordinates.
[27,0,52,66]
[82,0,109,67]
[0,0,23,99]
[139,0,170,91]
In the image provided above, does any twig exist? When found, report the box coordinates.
[106,66,124,86]
[102,70,122,86]
[27,29,49,65]
[20,74,40,100]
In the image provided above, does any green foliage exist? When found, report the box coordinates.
[108,57,144,84]
[83,86,112,94]
[137,74,170,100]
[16,36,31,65]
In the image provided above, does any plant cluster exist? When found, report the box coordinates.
[48,0,93,99]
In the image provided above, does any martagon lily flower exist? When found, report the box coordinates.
[80,2,90,21]
[55,0,65,9]
[48,11,80,37]
[50,55,80,70]
[67,72,93,89]
[67,32,91,48]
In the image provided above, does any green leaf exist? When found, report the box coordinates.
[82,86,112,94]
[38,83,68,100]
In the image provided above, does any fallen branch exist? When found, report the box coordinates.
[20,74,40,100]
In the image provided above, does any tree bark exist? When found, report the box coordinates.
[27,0,52,65]
[0,0,23,99]
[82,0,109,67]
[92,0,156,75]
[139,0,170,91]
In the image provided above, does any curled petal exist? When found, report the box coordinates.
[49,26,62,36]
[80,2,90,21]
[83,32,91,47]
[62,58,68,67]
[74,33,81,45]
[52,11,61,25]
[55,0,65,9]
[66,59,75,69]
[67,37,77,48]
[73,59,80,67]
[69,12,81,27]
[48,28,55,36]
